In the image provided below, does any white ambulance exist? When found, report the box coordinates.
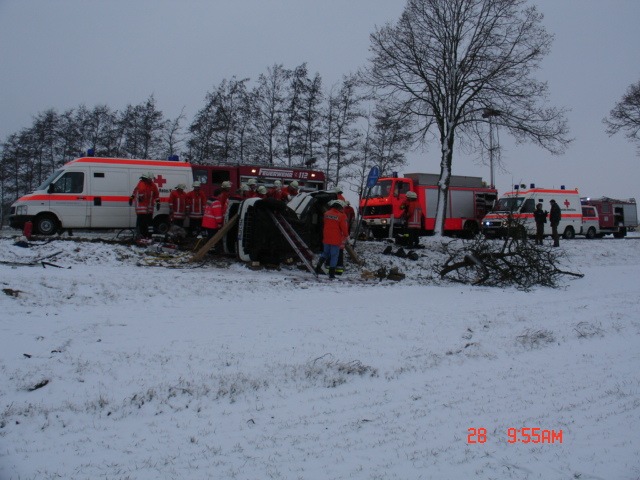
[482,185,583,239]
[9,157,193,235]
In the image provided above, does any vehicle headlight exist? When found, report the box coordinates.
[16,205,28,215]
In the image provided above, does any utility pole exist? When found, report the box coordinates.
[482,108,501,189]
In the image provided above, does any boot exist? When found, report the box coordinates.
[328,267,336,279]
[315,258,326,274]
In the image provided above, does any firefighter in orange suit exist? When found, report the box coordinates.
[400,191,422,247]
[218,180,232,216]
[129,172,159,239]
[202,191,224,243]
[282,180,299,202]
[314,200,349,279]
[168,183,187,227]
[186,181,207,236]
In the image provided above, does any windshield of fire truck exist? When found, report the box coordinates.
[369,180,392,198]
[493,196,525,212]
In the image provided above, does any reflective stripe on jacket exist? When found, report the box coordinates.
[186,190,207,218]
[169,190,187,219]
[132,180,159,215]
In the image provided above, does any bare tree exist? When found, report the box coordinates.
[365,0,570,236]
[604,79,640,153]
[323,74,365,187]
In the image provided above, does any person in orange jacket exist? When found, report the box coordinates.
[168,183,187,228]
[218,180,232,216]
[186,181,207,236]
[202,191,224,243]
[315,200,349,279]
[282,180,299,202]
[129,172,159,239]
[267,180,287,201]
[400,191,422,247]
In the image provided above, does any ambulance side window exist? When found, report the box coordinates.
[521,199,535,213]
[52,172,84,194]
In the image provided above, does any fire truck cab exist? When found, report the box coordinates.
[360,173,497,238]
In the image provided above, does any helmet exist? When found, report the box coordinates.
[140,173,150,180]
[334,185,343,194]
[257,186,267,194]
[176,183,186,190]
[273,180,282,187]
[147,172,155,180]
[289,180,299,189]
[406,191,418,199]
[192,181,201,188]
[247,178,257,186]
[329,200,343,208]
[221,180,232,189]
[240,183,249,191]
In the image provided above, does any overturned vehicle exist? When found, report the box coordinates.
[221,190,340,266]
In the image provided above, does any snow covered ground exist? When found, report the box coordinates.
[0,229,639,480]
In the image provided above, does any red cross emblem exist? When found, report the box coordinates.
[563,199,570,208]
[154,175,167,188]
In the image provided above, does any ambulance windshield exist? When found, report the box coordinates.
[494,197,524,213]
[36,169,63,191]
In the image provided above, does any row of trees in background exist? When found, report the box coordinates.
[0,63,415,219]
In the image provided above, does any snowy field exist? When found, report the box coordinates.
[0,229,639,480]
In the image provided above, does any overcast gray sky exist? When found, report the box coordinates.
[1,0,639,199]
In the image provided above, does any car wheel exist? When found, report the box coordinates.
[35,214,59,235]
[586,227,596,239]
[562,227,575,240]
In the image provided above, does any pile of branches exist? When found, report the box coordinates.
[438,235,583,290]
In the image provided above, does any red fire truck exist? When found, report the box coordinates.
[580,196,638,238]
[191,164,326,198]
[360,173,498,238]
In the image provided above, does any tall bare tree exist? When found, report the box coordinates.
[604,79,640,154]
[365,0,570,235]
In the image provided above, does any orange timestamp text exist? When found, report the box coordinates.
[467,427,563,444]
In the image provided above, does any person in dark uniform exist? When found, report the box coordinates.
[533,203,548,245]
[549,199,561,247]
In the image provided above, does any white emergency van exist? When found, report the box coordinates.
[9,157,192,235]
[482,185,583,239]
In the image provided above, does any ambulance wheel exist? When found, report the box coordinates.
[153,216,170,235]
[34,213,59,236]
[585,227,596,239]
[562,227,575,239]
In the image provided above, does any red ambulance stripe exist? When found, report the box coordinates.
[70,157,191,168]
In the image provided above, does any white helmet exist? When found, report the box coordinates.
[274,180,282,187]
[329,200,344,208]
[334,185,343,194]
[247,178,258,186]
[406,191,418,199]
[176,183,186,190]
[192,181,201,188]
[289,180,299,189]
[240,183,249,192]
[140,173,150,180]
[221,180,232,189]
[257,186,267,194]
